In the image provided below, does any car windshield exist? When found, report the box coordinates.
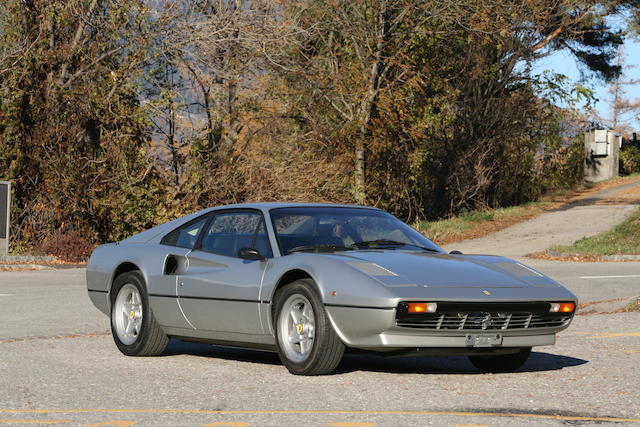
[270,207,443,255]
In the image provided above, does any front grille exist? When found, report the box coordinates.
[396,312,571,330]
[396,302,573,331]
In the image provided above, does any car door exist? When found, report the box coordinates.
[178,210,273,336]
[148,214,209,330]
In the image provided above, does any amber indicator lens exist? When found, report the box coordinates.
[407,302,437,313]
[559,303,576,313]
[408,303,426,313]
[550,302,576,313]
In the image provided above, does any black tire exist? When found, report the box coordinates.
[468,347,532,373]
[110,271,169,356]
[273,279,345,375]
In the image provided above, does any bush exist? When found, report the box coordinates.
[620,145,640,175]
[40,229,95,263]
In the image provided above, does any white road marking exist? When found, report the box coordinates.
[0,294,11,297]
[580,275,640,279]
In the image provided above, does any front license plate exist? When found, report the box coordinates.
[465,333,503,347]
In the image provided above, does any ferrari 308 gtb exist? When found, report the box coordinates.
[86,203,577,375]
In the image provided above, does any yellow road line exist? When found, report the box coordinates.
[587,332,640,339]
[0,420,69,424]
[0,410,639,423]
[84,422,136,427]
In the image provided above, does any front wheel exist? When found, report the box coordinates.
[110,271,169,356]
[468,347,532,373]
[273,279,345,375]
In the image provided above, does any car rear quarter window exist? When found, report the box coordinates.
[161,216,208,249]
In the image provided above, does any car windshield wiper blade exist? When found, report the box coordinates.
[287,244,351,254]
[350,239,439,252]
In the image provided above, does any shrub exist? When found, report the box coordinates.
[40,229,95,263]
[620,145,640,175]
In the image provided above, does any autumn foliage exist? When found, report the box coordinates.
[0,0,637,251]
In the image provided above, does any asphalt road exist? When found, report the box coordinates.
[0,266,639,426]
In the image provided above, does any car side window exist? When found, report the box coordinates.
[161,216,208,249]
[199,211,272,258]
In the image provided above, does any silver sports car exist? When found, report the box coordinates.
[87,203,577,375]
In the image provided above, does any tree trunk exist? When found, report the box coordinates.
[221,0,242,154]
[354,0,388,204]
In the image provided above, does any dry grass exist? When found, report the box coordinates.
[623,297,640,312]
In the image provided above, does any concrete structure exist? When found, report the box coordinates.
[584,129,622,183]
[0,181,10,255]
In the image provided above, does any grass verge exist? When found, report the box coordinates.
[548,207,640,256]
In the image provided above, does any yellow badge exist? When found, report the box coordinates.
[297,324,303,334]
[482,290,491,296]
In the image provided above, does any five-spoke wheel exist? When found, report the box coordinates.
[110,271,169,356]
[113,283,143,345]
[278,294,316,363]
[274,278,344,375]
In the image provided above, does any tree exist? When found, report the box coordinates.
[0,0,160,244]
[279,0,463,203]
[2,0,639,251]
[607,52,640,134]
[280,0,634,208]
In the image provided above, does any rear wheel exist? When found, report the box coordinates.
[274,279,344,375]
[110,271,169,356]
[468,347,532,373]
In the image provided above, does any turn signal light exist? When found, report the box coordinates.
[408,302,437,313]
[549,302,576,313]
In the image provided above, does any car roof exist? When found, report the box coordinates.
[121,203,383,244]
[208,202,382,211]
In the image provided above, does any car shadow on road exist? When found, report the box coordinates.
[161,339,587,374]
[336,351,588,375]
[162,339,282,365]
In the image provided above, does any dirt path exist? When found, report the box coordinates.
[443,180,640,258]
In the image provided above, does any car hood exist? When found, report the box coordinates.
[326,250,559,288]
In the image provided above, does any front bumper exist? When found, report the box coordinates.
[325,305,569,352]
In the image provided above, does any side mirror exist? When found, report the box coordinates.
[449,250,463,255]
[238,247,266,261]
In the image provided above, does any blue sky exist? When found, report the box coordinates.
[533,35,640,131]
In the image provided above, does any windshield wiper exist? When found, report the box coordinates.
[288,244,351,254]
[350,239,439,252]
